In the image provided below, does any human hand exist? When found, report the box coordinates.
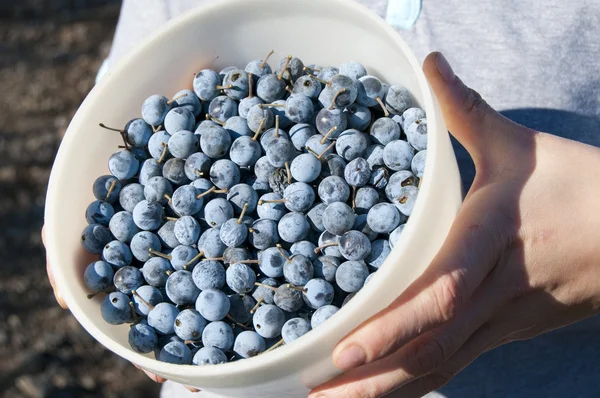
[310,52,600,397]
[41,226,200,392]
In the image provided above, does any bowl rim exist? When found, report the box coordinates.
[45,0,441,380]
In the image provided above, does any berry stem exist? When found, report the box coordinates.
[265,338,285,352]
[166,270,173,276]
[98,123,123,133]
[86,287,114,300]
[158,142,169,164]
[164,193,172,203]
[259,103,286,108]
[248,72,253,98]
[164,216,179,222]
[129,302,139,323]
[276,244,291,261]
[254,283,278,292]
[167,92,188,105]
[314,242,339,254]
[310,75,330,85]
[184,339,201,345]
[102,286,116,295]
[149,248,172,260]
[237,203,249,224]
[329,88,348,110]
[398,195,408,204]
[306,147,320,158]
[260,50,275,69]
[278,55,292,80]
[152,124,160,133]
[248,228,255,233]
[303,65,322,73]
[258,198,285,205]
[184,251,204,269]
[205,114,226,126]
[99,123,130,150]
[252,118,266,141]
[204,257,224,261]
[285,86,293,94]
[194,169,204,177]
[226,314,251,329]
[318,141,336,160]
[104,179,117,201]
[216,84,234,90]
[237,259,259,264]
[352,186,357,210]
[249,298,264,314]
[196,186,216,199]
[284,161,291,184]
[131,290,155,310]
[286,284,308,293]
[320,126,338,144]
[275,115,280,137]
[375,96,390,117]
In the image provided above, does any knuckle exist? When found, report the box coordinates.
[430,270,467,322]
[340,384,375,398]
[330,377,386,398]
[411,337,447,375]
[461,86,489,121]
[359,380,386,398]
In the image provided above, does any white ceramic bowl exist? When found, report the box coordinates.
[45,0,462,396]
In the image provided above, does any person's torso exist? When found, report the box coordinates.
[111,0,600,185]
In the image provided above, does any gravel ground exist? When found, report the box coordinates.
[0,1,161,396]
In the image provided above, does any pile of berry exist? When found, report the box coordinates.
[81,51,428,366]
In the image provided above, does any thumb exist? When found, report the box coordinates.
[423,52,517,168]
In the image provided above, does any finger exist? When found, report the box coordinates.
[313,271,511,398]
[423,52,536,172]
[312,318,508,398]
[46,256,68,309]
[313,326,470,398]
[135,364,166,383]
[393,294,545,398]
[143,369,166,383]
[43,225,69,309]
[422,52,529,169]
[332,185,508,371]
[392,320,518,398]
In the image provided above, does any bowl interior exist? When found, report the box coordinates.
[45,0,450,389]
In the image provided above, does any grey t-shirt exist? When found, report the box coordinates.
[107,0,600,189]
[106,1,600,397]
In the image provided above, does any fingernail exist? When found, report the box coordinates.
[334,345,366,371]
[435,53,455,83]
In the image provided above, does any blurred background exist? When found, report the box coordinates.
[0,0,160,396]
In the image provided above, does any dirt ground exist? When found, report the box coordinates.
[0,1,161,397]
